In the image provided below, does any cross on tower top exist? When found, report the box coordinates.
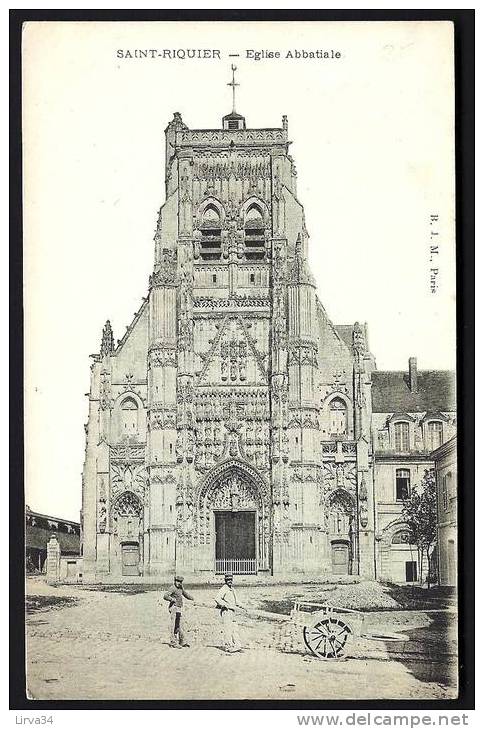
[222,65,246,130]
[227,64,239,113]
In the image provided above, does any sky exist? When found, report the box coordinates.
[22,21,456,521]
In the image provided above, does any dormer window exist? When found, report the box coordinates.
[428,420,444,450]
[394,421,410,452]
[244,205,265,261]
[200,205,221,261]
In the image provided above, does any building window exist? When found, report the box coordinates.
[121,396,139,434]
[212,274,217,283]
[250,273,255,283]
[428,420,444,450]
[396,469,410,501]
[394,421,410,452]
[442,472,450,511]
[329,397,347,437]
[392,529,411,544]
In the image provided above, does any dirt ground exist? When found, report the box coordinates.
[25,578,458,701]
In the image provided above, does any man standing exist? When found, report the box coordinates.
[163,575,194,648]
[215,573,246,653]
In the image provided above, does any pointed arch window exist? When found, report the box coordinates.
[121,397,139,436]
[244,205,265,261]
[329,397,347,437]
[200,205,222,261]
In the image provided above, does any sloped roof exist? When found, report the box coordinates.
[26,508,80,530]
[222,111,245,120]
[26,525,80,554]
[334,325,354,352]
[371,370,456,413]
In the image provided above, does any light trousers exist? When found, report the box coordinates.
[221,608,242,651]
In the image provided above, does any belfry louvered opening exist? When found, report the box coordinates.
[200,205,222,261]
[244,205,265,261]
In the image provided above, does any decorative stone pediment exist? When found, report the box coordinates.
[198,458,270,506]
[420,410,450,423]
[386,412,416,426]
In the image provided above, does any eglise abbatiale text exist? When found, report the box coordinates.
[81,101,456,583]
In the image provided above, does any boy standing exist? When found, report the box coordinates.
[163,575,194,648]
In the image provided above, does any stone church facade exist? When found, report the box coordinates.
[81,108,456,582]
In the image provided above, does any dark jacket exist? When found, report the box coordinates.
[163,586,194,612]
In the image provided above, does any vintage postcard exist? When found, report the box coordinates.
[22,20,458,701]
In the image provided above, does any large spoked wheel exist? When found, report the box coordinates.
[303,616,351,659]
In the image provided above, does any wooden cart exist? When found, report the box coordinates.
[290,600,409,659]
[193,598,409,660]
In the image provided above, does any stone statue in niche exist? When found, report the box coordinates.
[239,340,247,381]
[353,322,366,356]
[281,429,289,462]
[175,431,184,463]
[221,230,229,259]
[186,430,195,463]
[229,432,238,458]
[98,501,107,533]
[220,340,229,381]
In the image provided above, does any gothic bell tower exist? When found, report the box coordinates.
[143,64,323,577]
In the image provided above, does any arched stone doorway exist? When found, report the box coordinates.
[379,522,419,583]
[111,491,144,576]
[196,461,270,575]
[326,489,356,575]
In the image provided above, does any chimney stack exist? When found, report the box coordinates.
[409,357,418,392]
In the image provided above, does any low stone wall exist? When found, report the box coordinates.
[59,556,83,582]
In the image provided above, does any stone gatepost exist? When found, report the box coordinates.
[46,534,61,583]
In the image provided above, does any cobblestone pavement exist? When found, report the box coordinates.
[26,579,458,701]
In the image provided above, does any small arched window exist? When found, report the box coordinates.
[394,421,410,452]
[121,397,139,436]
[392,529,413,545]
[200,205,221,261]
[244,205,265,261]
[329,397,347,437]
[428,420,444,450]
